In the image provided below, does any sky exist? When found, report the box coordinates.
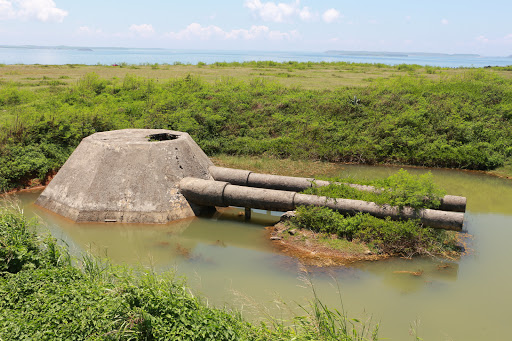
[0,0,511,56]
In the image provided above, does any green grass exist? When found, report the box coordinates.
[1,63,512,193]
[211,155,342,178]
[287,169,459,258]
[317,235,369,254]
[0,206,379,340]
[288,206,459,258]
[0,203,69,273]
[306,169,446,210]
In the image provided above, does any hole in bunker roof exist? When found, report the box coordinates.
[147,133,179,142]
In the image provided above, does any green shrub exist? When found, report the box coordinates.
[0,207,68,274]
[0,265,250,340]
[305,169,445,209]
[2,66,512,193]
[371,169,445,209]
[289,206,458,257]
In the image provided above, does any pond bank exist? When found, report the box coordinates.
[2,156,511,197]
[211,156,512,181]
[6,162,512,340]
[267,221,388,267]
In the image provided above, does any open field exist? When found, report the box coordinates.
[2,62,512,90]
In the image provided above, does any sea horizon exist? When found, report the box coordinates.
[1,44,511,68]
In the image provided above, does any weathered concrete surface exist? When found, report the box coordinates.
[209,166,314,192]
[179,177,464,231]
[209,166,467,212]
[36,129,214,223]
[293,194,463,231]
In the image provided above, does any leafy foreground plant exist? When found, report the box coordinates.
[0,207,379,340]
[0,203,69,274]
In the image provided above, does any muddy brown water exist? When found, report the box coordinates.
[7,164,512,341]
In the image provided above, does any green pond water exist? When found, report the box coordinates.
[7,164,512,341]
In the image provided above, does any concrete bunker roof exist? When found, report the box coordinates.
[86,129,184,146]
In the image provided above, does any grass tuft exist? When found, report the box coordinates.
[0,204,380,340]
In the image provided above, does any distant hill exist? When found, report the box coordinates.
[325,50,480,58]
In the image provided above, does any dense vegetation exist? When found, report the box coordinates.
[288,207,459,257]
[1,63,512,192]
[0,206,378,340]
[305,169,446,209]
[288,170,459,257]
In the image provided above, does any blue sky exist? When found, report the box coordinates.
[1,0,511,56]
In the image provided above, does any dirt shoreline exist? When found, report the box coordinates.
[1,170,59,196]
[266,221,389,267]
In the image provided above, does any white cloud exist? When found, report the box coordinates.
[441,18,449,25]
[245,0,324,23]
[466,33,512,53]
[298,6,313,21]
[476,35,489,43]
[322,8,340,23]
[245,0,298,23]
[129,23,155,36]
[269,28,299,40]
[167,23,225,40]
[226,25,269,39]
[166,23,298,41]
[78,26,102,35]
[0,0,67,22]
[0,0,16,19]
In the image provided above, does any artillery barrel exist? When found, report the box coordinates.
[209,166,466,213]
[179,177,464,231]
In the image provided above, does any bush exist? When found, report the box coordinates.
[2,66,512,192]
[0,266,248,340]
[0,207,68,274]
[305,169,446,210]
[288,206,458,257]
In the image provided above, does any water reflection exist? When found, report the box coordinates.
[333,165,512,215]
[4,163,512,341]
[356,258,460,294]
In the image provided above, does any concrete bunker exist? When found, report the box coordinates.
[36,129,466,230]
[35,129,214,224]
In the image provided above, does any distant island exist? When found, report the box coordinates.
[325,50,481,58]
[0,45,165,51]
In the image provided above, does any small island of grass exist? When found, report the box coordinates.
[267,170,464,266]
